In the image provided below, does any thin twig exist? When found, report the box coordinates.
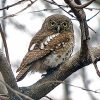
[67,83,100,94]
[44,96,53,100]
[0,0,38,19]
[44,0,75,18]
[87,10,100,21]
[85,7,100,11]
[52,0,75,17]
[37,80,100,94]
[0,0,28,10]
[29,7,61,13]
[88,25,97,34]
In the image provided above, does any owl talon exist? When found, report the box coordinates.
[41,73,48,77]
[41,67,58,77]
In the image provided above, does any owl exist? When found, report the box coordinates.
[16,14,74,82]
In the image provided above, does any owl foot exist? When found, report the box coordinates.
[41,67,58,77]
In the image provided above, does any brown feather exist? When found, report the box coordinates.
[16,66,30,82]
[16,49,50,81]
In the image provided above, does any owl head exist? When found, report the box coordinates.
[42,14,73,33]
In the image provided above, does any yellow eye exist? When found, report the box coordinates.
[62,22,67,27]
[50,21,56,26]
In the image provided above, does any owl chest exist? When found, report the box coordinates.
[43,44,72,68]
[40,34,73,68]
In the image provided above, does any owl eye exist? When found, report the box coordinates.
[50,21,56,26]
[62,22,68,27]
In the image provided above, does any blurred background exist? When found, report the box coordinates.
[0,0,100,100]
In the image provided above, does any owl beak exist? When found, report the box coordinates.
[57,25,60,33]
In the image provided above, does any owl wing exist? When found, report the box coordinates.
[16,30,50,82]
[16,49,50,82]
[28,31,50,51]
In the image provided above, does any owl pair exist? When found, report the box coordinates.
[16,14,74,82]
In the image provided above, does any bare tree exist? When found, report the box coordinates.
[0,0,100,99]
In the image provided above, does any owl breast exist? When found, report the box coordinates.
[31,32,74,73]
[40,33,74,71]
[44,42,73,68]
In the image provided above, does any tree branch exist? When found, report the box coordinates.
[0,24,10,63]
[0,49,19,97]
[64,0,100,77]
[69,0,96,9]
[19,46,100,99]
[0,42,100,99]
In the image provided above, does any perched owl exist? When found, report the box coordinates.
[16,14,74,82]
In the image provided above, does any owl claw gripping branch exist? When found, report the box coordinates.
[16,14,74,82]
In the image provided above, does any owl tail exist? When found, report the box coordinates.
[16,66,31,82]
